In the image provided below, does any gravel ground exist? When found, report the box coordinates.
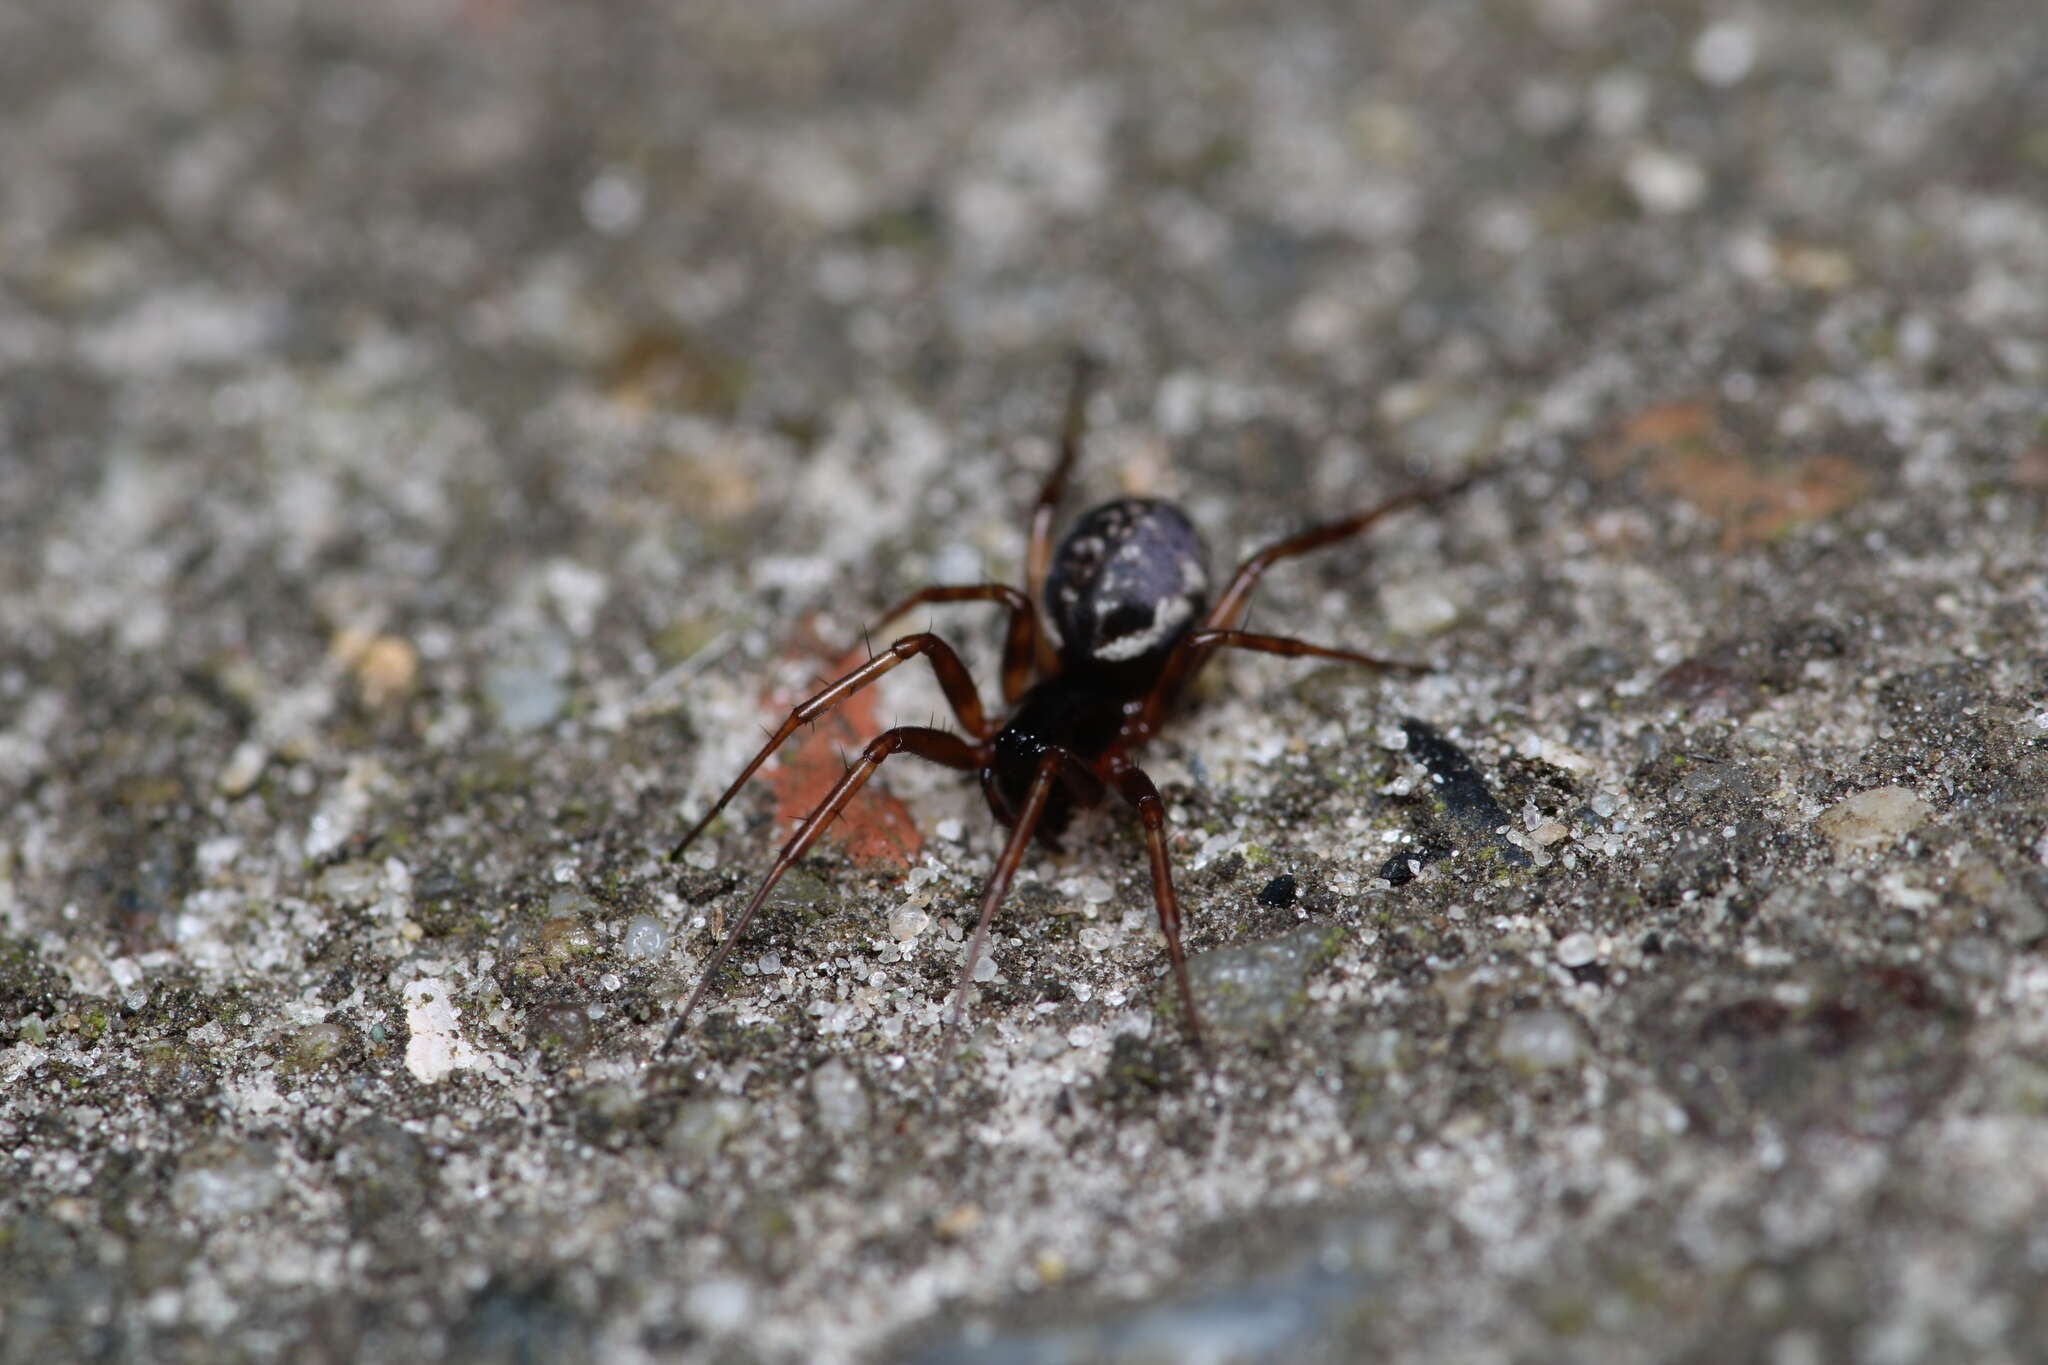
[3,1,2046,1362]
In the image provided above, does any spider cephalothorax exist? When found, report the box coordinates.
[664,359,1486,1064]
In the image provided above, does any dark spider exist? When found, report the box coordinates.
[664,357,1486,1063]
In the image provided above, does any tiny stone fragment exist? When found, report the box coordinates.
[1814,786,1932,856]
[318,860,383,908]
[622,914,669,959]
[1497,1008,1584,1072]
[403,977,482,1082]
[483,629,573,732]
[932,1203,983,1240]
[1691,19,1758,87]
[335,629,420,707]
[1554,932,1598,968]
[1378,578,1461,636]
[668,1096,752,1156]
[683,1277,755,1335]
[1625,146,1708,215]
[809,1058,871,1134]
[1257,874,1298,908]
[217,739,268,796]
[282,1020,352,1072]
[171,1139,282,1219]
[524,915,598,972]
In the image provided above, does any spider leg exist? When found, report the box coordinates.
[669,632,994,861]
[1135,469,1493,729]
[1025,351,1099,676]
[662,725,984,1055]
[1107,763,1204,1049]
[1204,467,1494,637]
[867,583,1044,704]
[1182,627,1431,673]
[939,748,1065,1074]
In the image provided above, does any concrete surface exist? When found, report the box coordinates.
[2,1,2046,1362]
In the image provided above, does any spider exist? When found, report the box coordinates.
[663,358,1485,1062]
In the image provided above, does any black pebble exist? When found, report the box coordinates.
[1257,874,1298,908]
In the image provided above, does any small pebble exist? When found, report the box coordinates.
[1496,1008,1584,1072]
[170,1140,282,1219]
[483,629,572,732]
[1625,146,1708,215]
[1555,932,1598,968]
[809,1058,870,1134]
[402,977,481,1083]
[334,629,419,708]
[1815,786,1931,855]
[529,915,597,969]
[1691,19,1758,87]
[1257,874,1298,908]
[217,740,268,796]
[932,1204,983,1240]
[581,166,646,236]
[317,860,382,909]
[1378,579,1461,636]
[282,1023,350,1080]
[668,1096,751,1155]
[888,905,930,942]
[684,1277,755,1335]
[623,915,669,959]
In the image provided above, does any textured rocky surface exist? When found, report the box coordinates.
[2,1,2046,1362]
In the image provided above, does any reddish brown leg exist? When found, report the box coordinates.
[866,583,1042,704]
[1025,353,1099,677]
[669,632,993,861]
[663,726,984,1055]
[1109,764,1204,1048]
[1204,468,1493,635]
[1136,470,1493,728]
[1184,628,1430,673]
[939,749,1065,1073]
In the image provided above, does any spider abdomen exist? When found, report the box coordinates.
[1046,498,1211,669]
